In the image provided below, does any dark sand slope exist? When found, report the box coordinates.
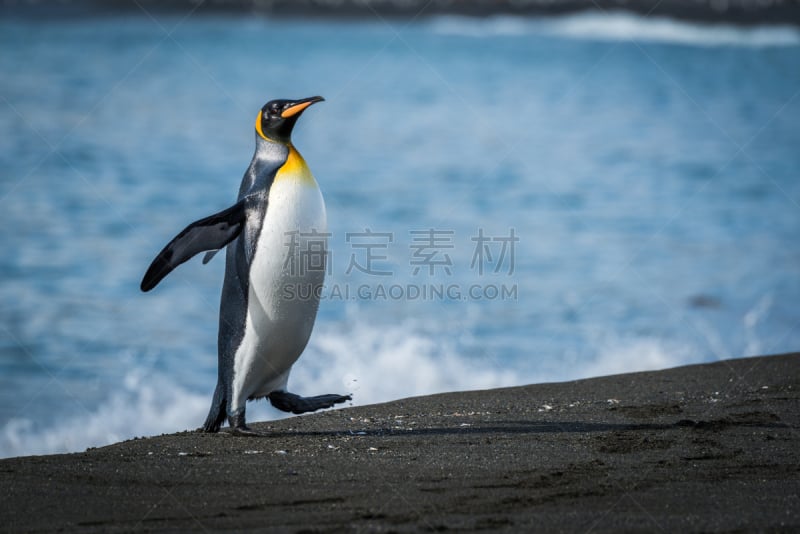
[2,353,798,532]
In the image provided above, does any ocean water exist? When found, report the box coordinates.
[1,11,798,458]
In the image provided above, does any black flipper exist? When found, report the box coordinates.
[140,199,247,292]
[268,391,352,415]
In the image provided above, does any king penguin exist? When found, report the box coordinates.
[141,96,351,436]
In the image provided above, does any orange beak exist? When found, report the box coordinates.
[281,96,325,119]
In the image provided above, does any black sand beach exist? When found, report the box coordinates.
[1,352,798,532]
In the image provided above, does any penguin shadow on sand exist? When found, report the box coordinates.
[211,420,674,439]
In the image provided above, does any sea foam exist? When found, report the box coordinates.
[430,12,800,47]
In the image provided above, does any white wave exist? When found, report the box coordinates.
[0,371,210,459]
[430,12,800,47]
[291,320,521,404]
[743,294,773,356]
[0,322,696,459]
[575,335,697,379]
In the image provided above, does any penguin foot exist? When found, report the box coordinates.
[227,408,264,436]
[269,391,352,415]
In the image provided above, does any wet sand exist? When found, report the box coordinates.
[1,352,798,532]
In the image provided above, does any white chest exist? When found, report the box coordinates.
[231,166,327,404]
[250,177,327,311]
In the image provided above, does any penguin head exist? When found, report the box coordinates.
[256,96,324,144]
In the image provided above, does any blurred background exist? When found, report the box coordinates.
[1,1,798,457]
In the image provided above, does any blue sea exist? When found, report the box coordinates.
[1,11,798,458]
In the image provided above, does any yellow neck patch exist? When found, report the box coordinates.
[276,145,316,185]
[255,112,276,142]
